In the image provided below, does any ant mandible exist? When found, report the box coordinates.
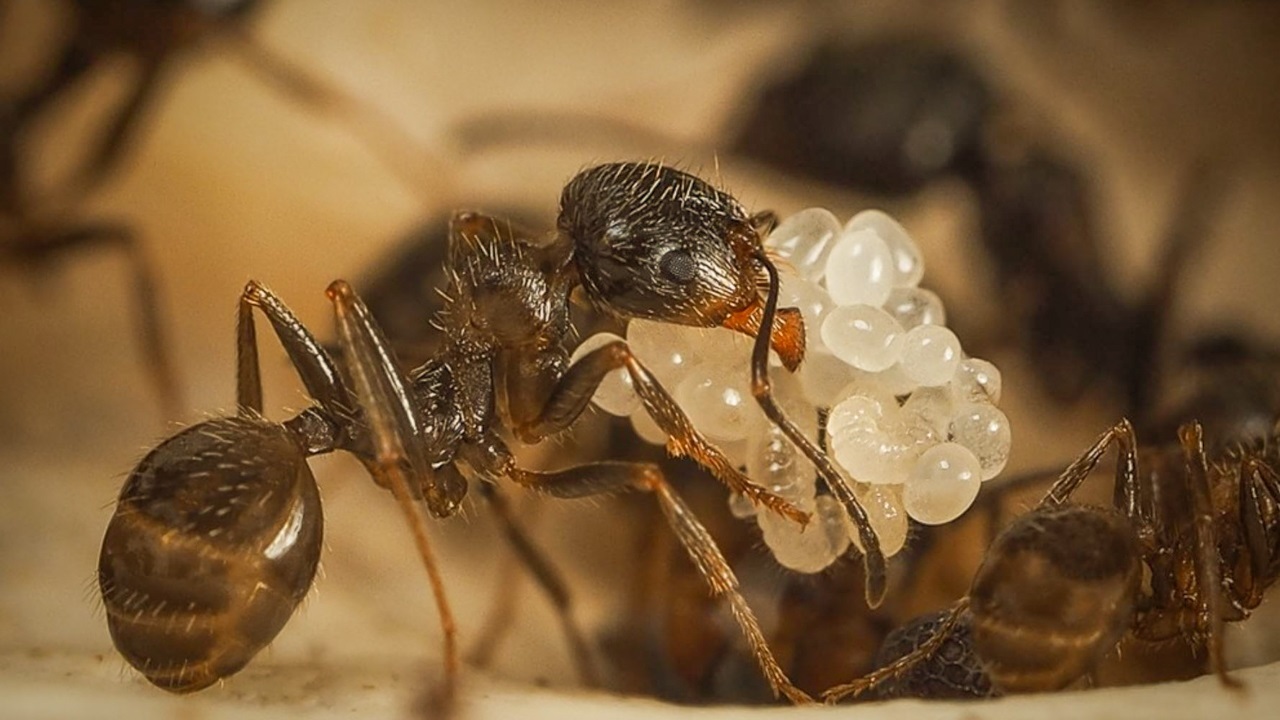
[98,162,891,704]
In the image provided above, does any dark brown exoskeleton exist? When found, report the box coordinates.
[824,412,1280,702]
[99,162,894,704]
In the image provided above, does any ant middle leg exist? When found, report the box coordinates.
[508,338,809,525]
[326,280,461,707]
[465,442,814,705]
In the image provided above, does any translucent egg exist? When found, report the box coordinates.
[629,409,667,445]
[827,393,885,440]
[844,209,924,288]
[798,349,858,406]
[765,207,842,281]
[821,305,904,372]
[626,319,696,388]
[903,443,982,525]
[746,426,816,504]
[846,483,909,557]
[824,227,894,307]
[949,403,1012,480]
[815,494,853,558]
[898,325,961,386]
[883,287,946,329]
[900,387,955,437]
[570,332,639,416]
[675,362,759,442]
[760,498,840,574]
[951,357,1002,405]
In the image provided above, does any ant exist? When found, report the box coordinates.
[98,162,899,705]
[823,406,1280,701]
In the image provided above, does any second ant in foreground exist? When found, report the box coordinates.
[97,162,897,706]
[827,407,1280,701]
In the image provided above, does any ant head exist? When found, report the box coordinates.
[560,162,805,370]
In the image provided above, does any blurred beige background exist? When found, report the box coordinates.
[2,1,1279,717]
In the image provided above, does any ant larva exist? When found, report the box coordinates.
[99,162,899,705]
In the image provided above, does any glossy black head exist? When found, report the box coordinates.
[559,162,761,327]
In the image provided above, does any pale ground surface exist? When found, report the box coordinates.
[1,1,1279,718]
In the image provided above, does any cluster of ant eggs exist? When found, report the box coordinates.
[574,208,1009,574]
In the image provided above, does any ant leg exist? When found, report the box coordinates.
[463,442,812,704]
[1177,422,1240,688]
[325,280,459,707]
[751,250,887,608]
[63,62,166,201]
[1040,418,1138,508]
[471,481,599,687]
[821,599,970,703]
[513,339,808,525]
[1237,458,1280,609]
[7,221,182,418]
[236,280,351,416]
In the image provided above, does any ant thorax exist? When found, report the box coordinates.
[579,206,1013,574]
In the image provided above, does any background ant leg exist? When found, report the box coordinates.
[3,221,181,418]
[510,339,807,524]
[1177,422,1240,688]
[470,481,600,688]
[64,62,166,201]
[326,280,459,709]
[749,248,887,607]
[1040,419,1138,507]
[463,445,813,705]
[821,600,970,703]
[1237,458,1280,609]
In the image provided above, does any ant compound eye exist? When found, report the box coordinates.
[658,248,697,284]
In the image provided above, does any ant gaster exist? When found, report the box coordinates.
[99,162,892,704]
[825,413,1280,701]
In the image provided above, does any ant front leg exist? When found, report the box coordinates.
[507,339,809,525]
[461,438,814,705]
[325,280,460,708]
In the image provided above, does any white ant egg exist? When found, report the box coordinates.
[570,332,639,416]
[903,443,982,525]
[759,496,842,574]
[824,226,894,307]
[844,209,924,288]
[746,426,816,504]
[674,361,759,443]
[765,207,843,281]
[949,402,1012,480]
[951,357,1002,404]
[883,287,946,329]
[821,305,904,372]
[626,319,696,388]
[898,325,962,387]
[778,272,834,354]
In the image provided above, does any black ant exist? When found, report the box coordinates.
[98,162,901,705]
[823,406,1280,701]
